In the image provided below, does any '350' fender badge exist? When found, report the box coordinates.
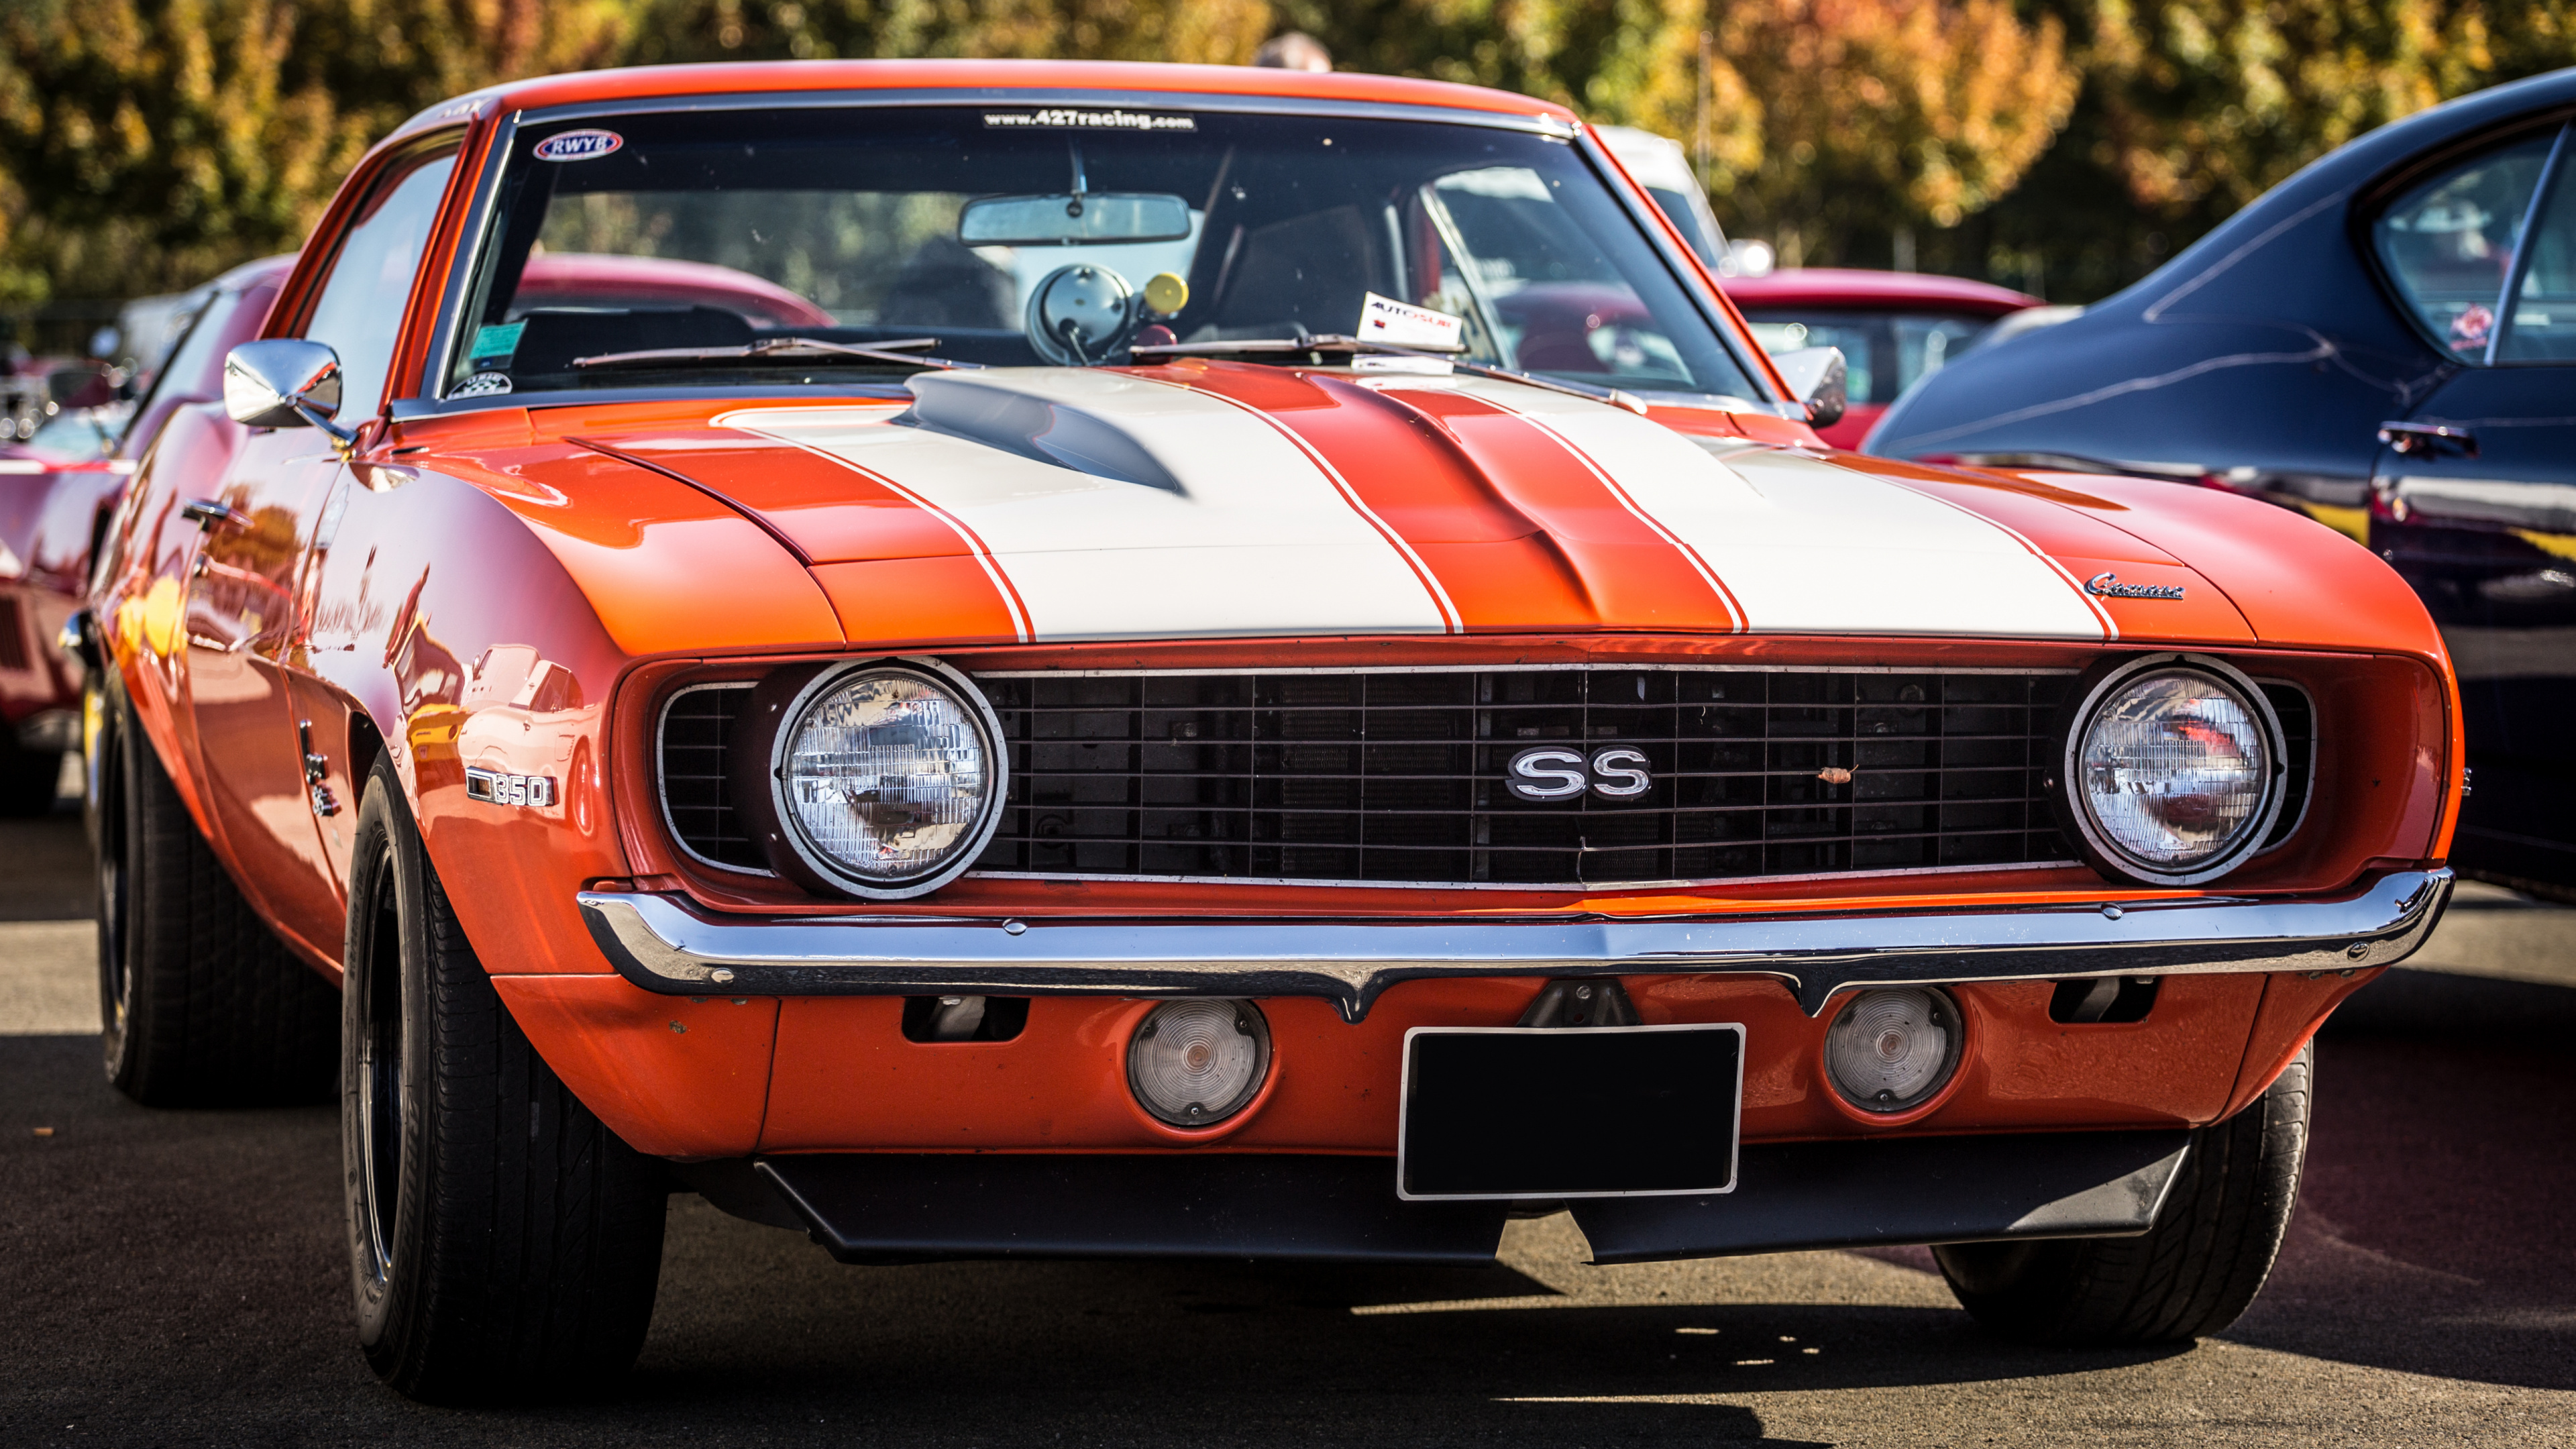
[2085,571,2186,600]
[466,767,557,808]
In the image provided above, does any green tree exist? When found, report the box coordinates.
[1699,0,2082,268]
[1965,0,2576,301]
[626,0,1276,65]
[0,0,630,307]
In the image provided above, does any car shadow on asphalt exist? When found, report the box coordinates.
[4,965,2571,1443]
[2218,969,2576,1393]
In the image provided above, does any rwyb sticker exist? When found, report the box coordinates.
[533,129,623,162]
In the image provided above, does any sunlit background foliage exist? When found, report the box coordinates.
[1,0,2571,320]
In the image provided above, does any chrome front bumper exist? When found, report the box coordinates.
[576,869,2451,1019]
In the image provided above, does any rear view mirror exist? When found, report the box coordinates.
[223,339,355,445]
[959,193,1193,247]
[1771,345,1847,430]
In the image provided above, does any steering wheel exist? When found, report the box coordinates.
[1025,264,1138,365]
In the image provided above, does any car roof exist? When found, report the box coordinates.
[1721,268,2040,314]
[391,59,1581,144]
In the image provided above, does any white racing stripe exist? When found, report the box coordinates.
[717,370,1451,641]
[1450,379,2110,639]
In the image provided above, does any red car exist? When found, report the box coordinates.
[1721,268,2046,449]
[81,60,2459,1403]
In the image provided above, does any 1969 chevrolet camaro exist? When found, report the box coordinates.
[76,60,2462,1403]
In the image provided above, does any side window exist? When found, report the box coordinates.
[300,148,459,417]
[2498,154,2576,362]
[2372,130,2557,361]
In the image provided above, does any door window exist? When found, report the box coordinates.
[300,147,458,417]
[2497,159,2576,362]
[2372,129,2561,362]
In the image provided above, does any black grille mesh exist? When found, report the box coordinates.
[657,667,2328,889]
[971,669,2075,886]
[659,686,765,870]
[2258,682,2314,851]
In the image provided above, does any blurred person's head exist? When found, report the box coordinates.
[1251,32,1332,72]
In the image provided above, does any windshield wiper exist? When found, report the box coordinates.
[571,337,982,371]
[1130,334,1648,415]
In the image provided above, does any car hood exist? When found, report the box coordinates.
[439,362,2438,657]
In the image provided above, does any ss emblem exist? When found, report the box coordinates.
[1505,745,1653,802]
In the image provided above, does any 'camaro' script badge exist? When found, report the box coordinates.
[2084,572,2187,600]
[466,767,557,808]
[1507,745,1653,802]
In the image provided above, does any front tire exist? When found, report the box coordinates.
[341,757,666,1403]
[94,678,337,1106]
[1934,1044,2312,1345]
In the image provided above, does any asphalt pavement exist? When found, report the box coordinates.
[4,793,2573,1447]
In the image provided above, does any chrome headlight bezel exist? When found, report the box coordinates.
[764,657,1008,901]
[2055,653,2288,888]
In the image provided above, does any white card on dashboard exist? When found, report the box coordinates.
[1358,292,1466,350]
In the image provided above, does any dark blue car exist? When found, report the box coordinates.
[1871,67,2576,900]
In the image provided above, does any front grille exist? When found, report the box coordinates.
[2257,681,2314,851]
[659,685,765,870]
[971,668,2075,887]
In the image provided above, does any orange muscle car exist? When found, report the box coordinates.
[75,60,2462,1403]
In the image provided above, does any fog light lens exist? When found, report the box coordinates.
[2075,667,2273,878]
[1128,1000,1271,1128]
[1825,988,1960,1114]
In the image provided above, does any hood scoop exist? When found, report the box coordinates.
[904,371,1185,495]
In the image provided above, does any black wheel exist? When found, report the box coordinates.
[94,676,337,1106]
[1934,1043,2313,1345]
[341,757,667,1403]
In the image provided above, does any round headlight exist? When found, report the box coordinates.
[1128,1000,1272,1128]
[771,662,1004,897]
[2063,658,2283,885]
[1825,987,1961,1114]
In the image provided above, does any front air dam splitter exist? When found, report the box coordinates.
[676,1130,2191,1266]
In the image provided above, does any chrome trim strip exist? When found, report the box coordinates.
[577,867,2451,1020]
[422,109,517,401]
[968,663,2086,679]
[963,857,2084,892]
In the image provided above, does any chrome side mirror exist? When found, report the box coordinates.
[223,339,354,444]
[1771,345,1848,430]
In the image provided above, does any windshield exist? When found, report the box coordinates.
[443,106,1765,403]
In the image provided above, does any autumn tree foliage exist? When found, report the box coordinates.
[0,0,2572,310]
[1695,0,2081,266]
[0,0,630,304]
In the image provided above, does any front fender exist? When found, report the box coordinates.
[306,464,639,977]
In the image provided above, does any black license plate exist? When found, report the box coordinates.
[1397,1024,1744,1200]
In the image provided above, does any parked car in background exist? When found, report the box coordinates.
[82,58,2456,1404]
[1593,125,1733,273]
[1723,269,2044,449]
[4,245,820,816]
[1869,65,2576,900]
[0,256,293,813]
